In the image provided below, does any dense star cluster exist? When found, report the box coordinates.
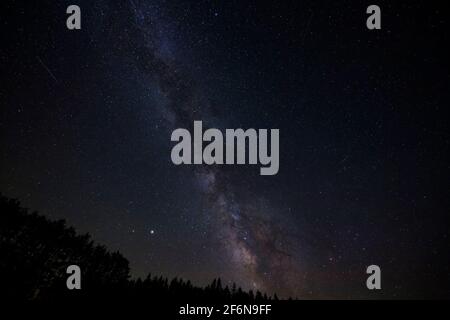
[1,0,448,298]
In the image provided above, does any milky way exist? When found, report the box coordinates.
[112,1,304,296]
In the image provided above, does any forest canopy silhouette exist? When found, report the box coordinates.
[0,193,277,302]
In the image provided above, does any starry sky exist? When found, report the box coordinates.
[1,0,449,299]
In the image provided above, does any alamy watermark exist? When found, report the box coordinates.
[170,121,279,175]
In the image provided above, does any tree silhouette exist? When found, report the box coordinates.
[0,193,278,302]
[0,193,130,301]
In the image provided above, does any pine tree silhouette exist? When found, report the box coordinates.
[0,193,279,302]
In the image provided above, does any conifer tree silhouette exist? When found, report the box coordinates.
[0,193,279,302]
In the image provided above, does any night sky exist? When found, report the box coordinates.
[1,0,449,299]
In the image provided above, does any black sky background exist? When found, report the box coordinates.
[1,0,449,298]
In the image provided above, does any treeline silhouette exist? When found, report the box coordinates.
[0,193,278,302]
